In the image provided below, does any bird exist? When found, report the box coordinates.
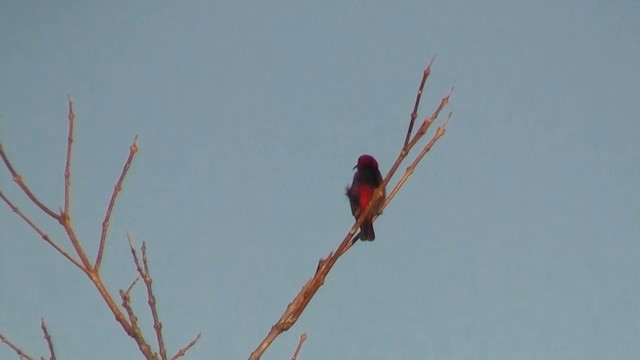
[346,154,385,241]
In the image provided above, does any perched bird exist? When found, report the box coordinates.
[346,154,385,241]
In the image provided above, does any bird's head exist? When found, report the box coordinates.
[354,154,379,170]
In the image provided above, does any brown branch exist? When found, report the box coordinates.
[403,56,435,149]
[2,101,184,360]
[95,136,138,271]
[0,144,59,220]
[128,235,167,360]
[142,242,167,360]
[169,333,202,360]
[249,180,388,360]
[59,215,93,271]
[127,276,141,295]
[290,333,307,360]
[249,61,453,360]
[40,319,56,360]
[384,114,450,208]
[63,96,75,217]
[0,332,35,360]
[119,287,156,360]
[0,190,85,271]
[385,88,452,195]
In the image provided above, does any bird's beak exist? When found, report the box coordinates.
[353,165,357,170]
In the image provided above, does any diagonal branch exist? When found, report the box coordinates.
[119,286,155,360]
[385,88,452,193]
[128,235,167,360]
[0,190,85,271]
[403,56,435,149]
[169,333,202,360]
[63,96,75,217]
[384,114,450,208]
[290,333,307,360]
[249,60,453,360]
[95,136,139,271]
[0,144,59,220]
[0,332,36,360]
[40,319,56,360]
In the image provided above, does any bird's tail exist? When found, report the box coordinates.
[360,222,375,241]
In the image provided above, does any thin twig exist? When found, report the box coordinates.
[40,319,56,360]
[63,96,75,217]
[0,332,35,360]
[0,144,59,220]
[2,101,163,360]
[386,89,452,193]
[119,288,155,360]
[0,190,85,271]
[384,114,450,208]
[142,242,167,360]
[290,333,307,360]
[126,276,141,295]
[403,56,435,149]
[96,136,138,271]
[128,235,167,360]
[169,333,202,360]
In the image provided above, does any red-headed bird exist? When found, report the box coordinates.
[346,154,385,241]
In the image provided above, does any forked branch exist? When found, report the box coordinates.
[1,100,199,359]
[249,59,453,360]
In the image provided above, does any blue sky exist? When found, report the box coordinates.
[1,1,639,359]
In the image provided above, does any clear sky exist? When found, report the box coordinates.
[1,1,639,359]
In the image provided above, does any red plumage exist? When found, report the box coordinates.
[346,154,385,241]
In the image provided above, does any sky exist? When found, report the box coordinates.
[1,0,639,359]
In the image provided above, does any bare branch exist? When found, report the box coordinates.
[0,332,35,360]
[403,56,435,149]
[2,101,184,360]
[128,235,167,360]
[119,287,156,360]
[63,96,75,217]
[142,242,167,360]
[95,136,139,271]
[384,113,450,208]
[169,333,202,360]
[40,319,56,360]
[59,215,93,271]
[0,190,85,271]
[126,276,141,295]
[0,144,59,220]
[290,333,307,360]
[250,63,453,360]
[249,195,381,359]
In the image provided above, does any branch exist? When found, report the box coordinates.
[169,333,202,360]
[128,235,167,360]
[0,332,35,360]
[40,319,56,360]
[384,113,450,208]
[0,144,59,220]
[249,60,453,360]
[403,56,435,149]
[2,100,196,359]
[0,190,85,271]
[63,96,75,217]
[95,135,139,271]
[290,333,307,360]
[59,214,93,271]
[119,286,156,360]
